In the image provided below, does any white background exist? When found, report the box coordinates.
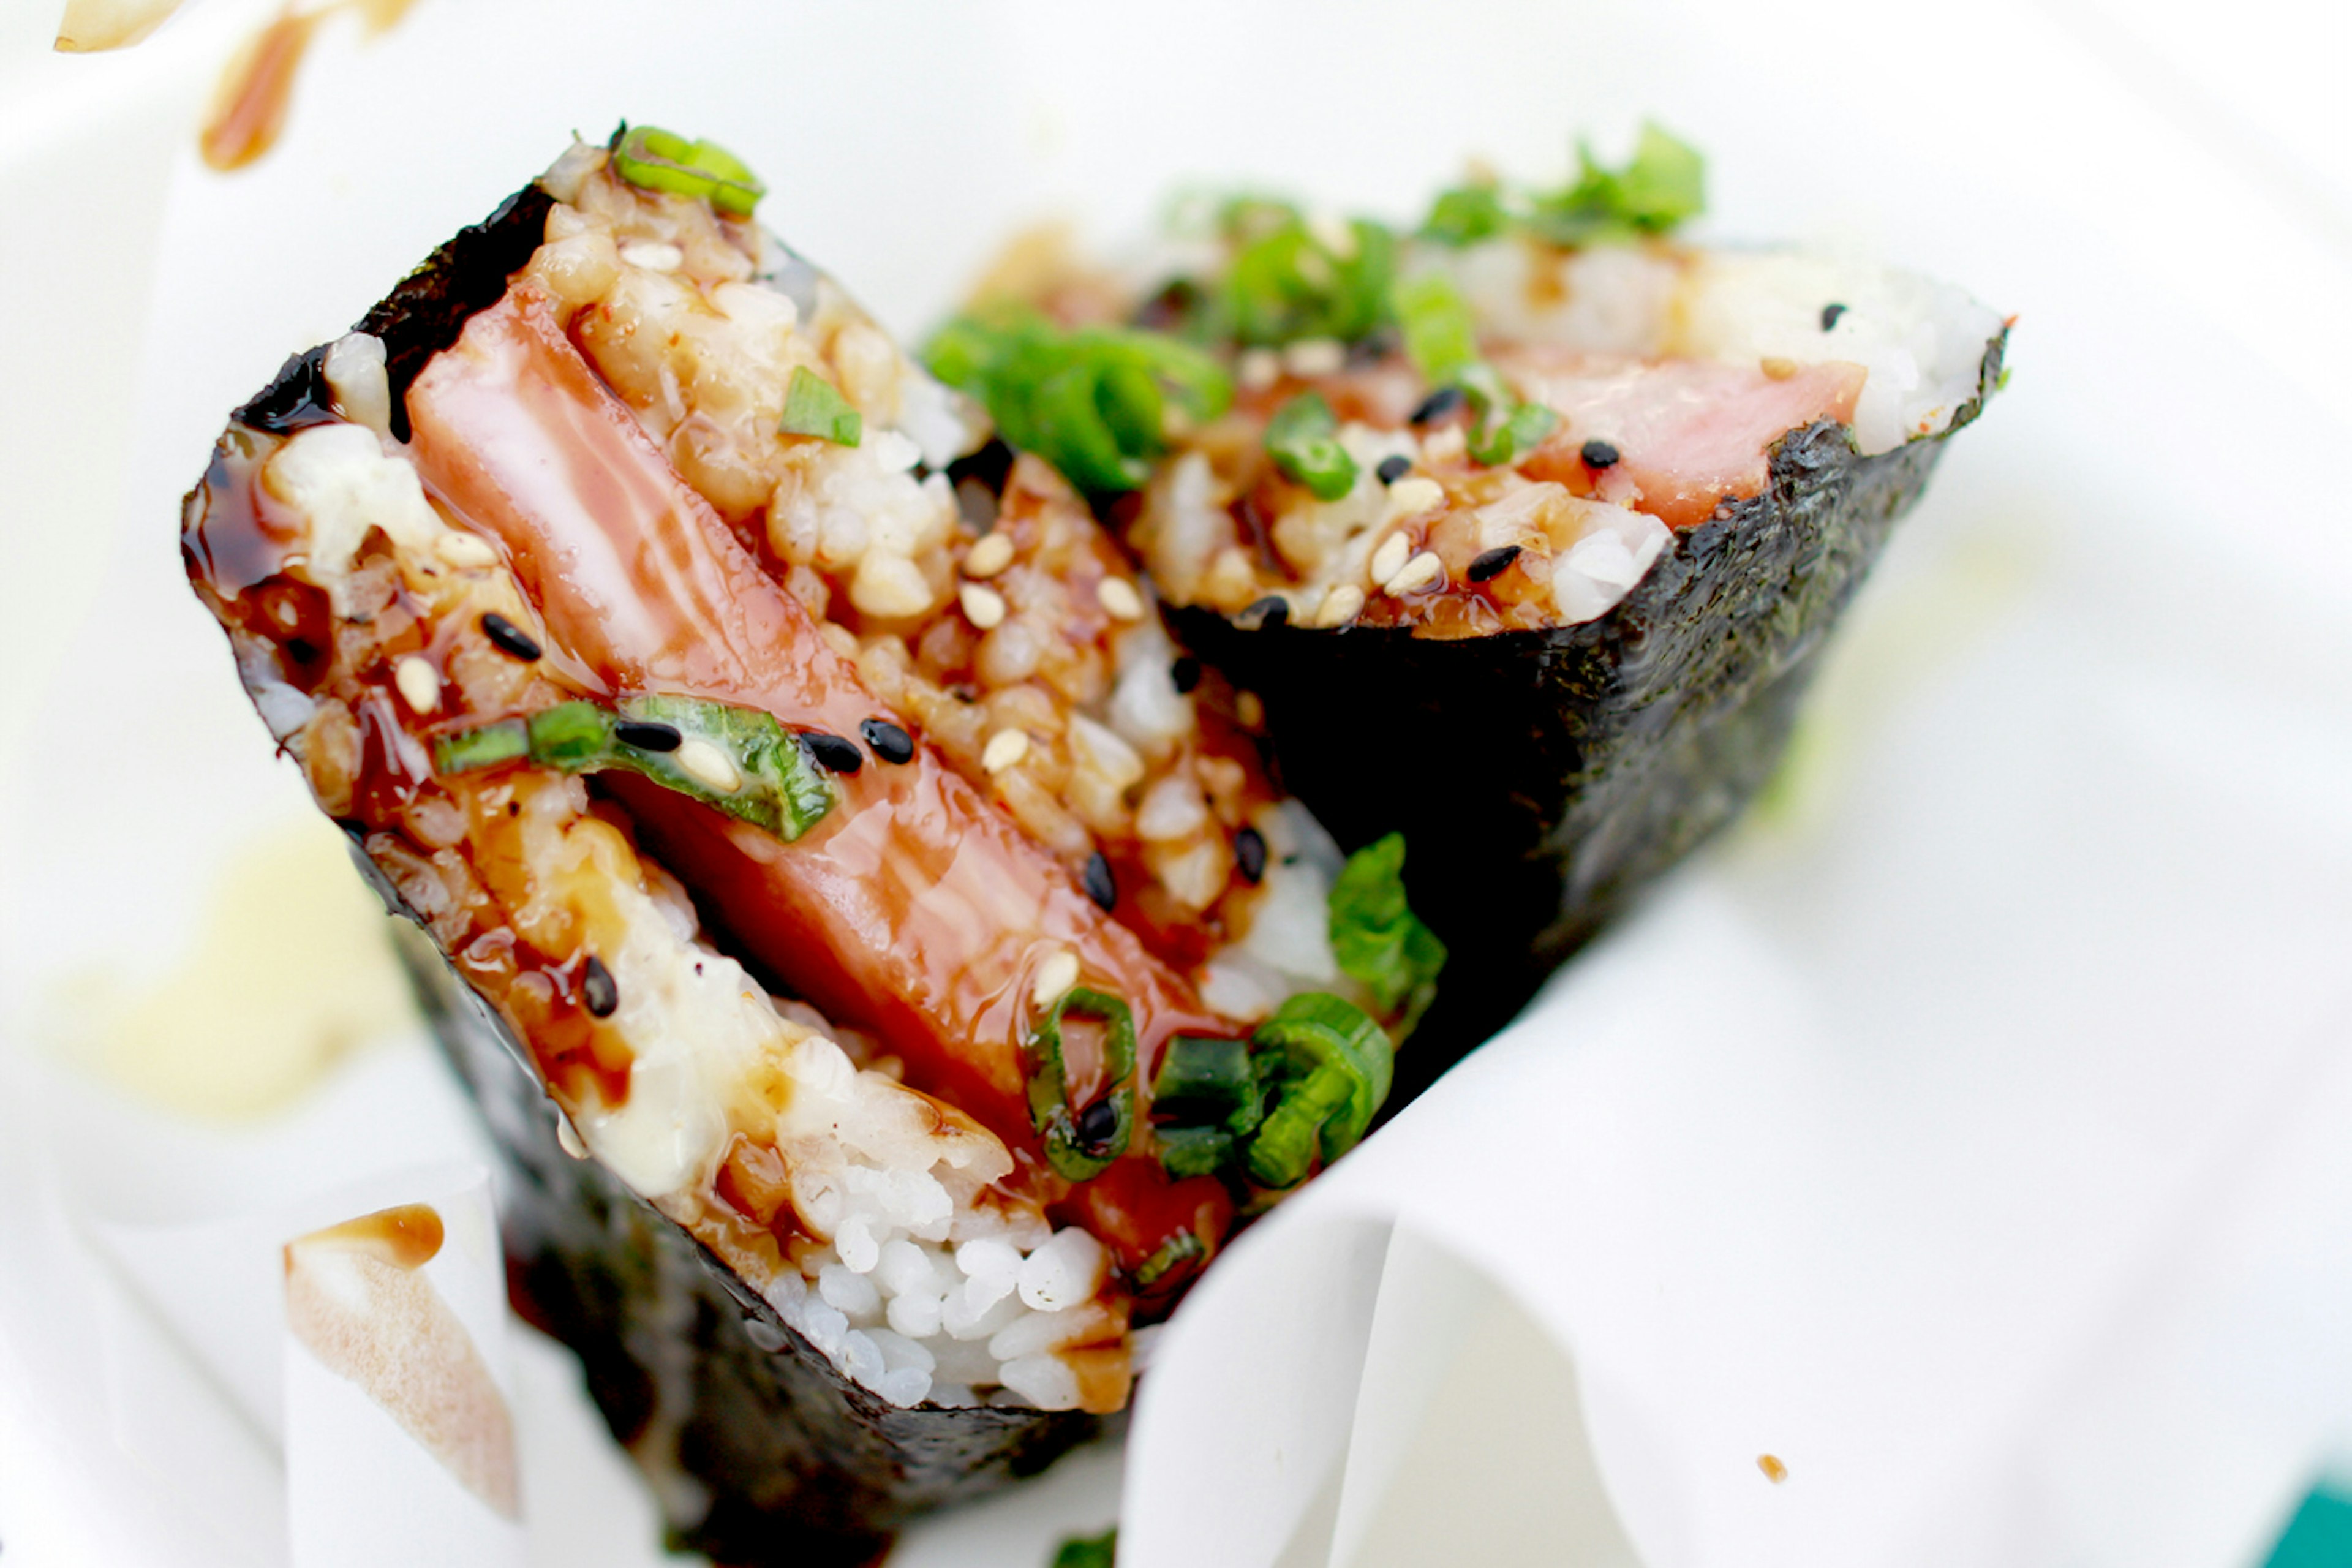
[4,1,2351,1564]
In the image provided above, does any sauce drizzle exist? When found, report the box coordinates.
[200,0,424,172]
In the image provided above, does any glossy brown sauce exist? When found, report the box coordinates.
[186,431,636,1117]
[293,1200,446,1270]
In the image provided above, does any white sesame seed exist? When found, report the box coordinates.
[1096,578,1145,622]
[1760,356,1799,382]
[676,737,743,793]
[435,532,499,568]
[960,582,1008,630]
[1368,531,1412,587]
[982,728,1030,774]
[1282,338,1346,379]
[555,1114,590,1161]
[1237,348,1281,392]
[1031,949,1080,1010]
[1384,550,1447,597]
[1317,584,1366,627]
[393,655,440,715]
[618,240,685,273]
[963,533,1015,579]
[1235,692,1265,728]
[1420,426,1467,464]
[1382,477,1446,526]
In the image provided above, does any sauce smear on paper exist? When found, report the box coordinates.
[200,0,423,170]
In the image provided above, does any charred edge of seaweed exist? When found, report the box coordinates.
[231,183,557,442]
[390,926,1101,1567]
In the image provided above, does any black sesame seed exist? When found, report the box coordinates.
[860,718,914,764]
[581,955,619,1019]
[1242,596,1290,631]
[1820,302,1848,331]
[1409,384,1466,424]
[1170,656,1202,694]
[801,729,863,774]
[944,435,1016,497]
[1580,439,1621,470]
[1082,851,1118,912]
[614,720,682,753]
[1074,1095,1120,1150]
[287,636,320,666]
[1234,826,1267,884]
[1375,454,1413,485]
[481,612,543,661]
[1467,545,1523,584]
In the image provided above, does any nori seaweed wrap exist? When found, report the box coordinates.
[181,132,1443,1562]
[928,134,2007,1094]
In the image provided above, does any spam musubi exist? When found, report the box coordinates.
[182,130,1443,1564]
[929,125,2008,1089]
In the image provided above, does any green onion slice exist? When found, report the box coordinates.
[1468,396,1560,468]
[431,695,835,841]
[1051,1528,1119,1568]
[1243,992,1395,1188]
[1152,1035,1263,1133]
[1214,201,1398,348]
[1390,272,1479,386]
[778,366,862,447]
[1264,390,1359,501]
[1526,121,1705,247]
[1134,1228,1206,1289]
[609,124,766,217]
[925,307,1232,496]
[1328,831,1448,1032]
[1023,986,1138,1182]
[1419,183,1512,249]
[1155,1125,1237,1182]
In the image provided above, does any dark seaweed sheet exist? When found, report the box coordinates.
[1172,338,2005,1109]
[221,178,1096,1566]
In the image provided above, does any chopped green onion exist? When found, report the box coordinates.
[925,308,1232,496]
[1152,1035,1263,1133]
[1134,1229,1205,1289]
[1208,198,1398,348]
[431,695,835,841]
[1155,1125,1236,1181]
[1329,832,1447,1032]
[1050,1527,1118,1568]
[432,717,529,773]
[1389,274,1556,467]
[608,124,766,218]
[1419,183,1512,248]
[1264,391,1359,501]
[1467,396,1560,467]
[1243,992,1395,1188]
[778,366,862,447]
[1389,272,1479,385]
[1023,986,1138,1182]
[1526,121,1705,247]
